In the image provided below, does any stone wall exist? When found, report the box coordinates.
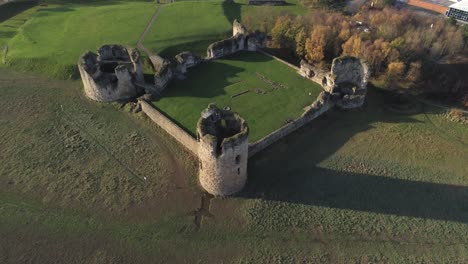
[233,19,247,36]
[299,60,334,92]
[206,19,266,60]
[197,104,249,196]
[139,99,198,154]
[78,45,143,102]
[248,91,334,157]
[258,49,299,70]
[147,52,202,95]
[146,20,264,96]
[150,60,174,94]
[330,56,370,109]
[299,57,370,109]
[175,51,202,74]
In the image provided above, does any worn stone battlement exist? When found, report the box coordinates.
[299,56,369,108]
[197,104,249,196]
[330,56,370,108]
[148,20,264,95]
[147,51,202,95]
[78,45,143,102]
[206,19,266,59]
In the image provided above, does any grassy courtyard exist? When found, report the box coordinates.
[153,51,323,141]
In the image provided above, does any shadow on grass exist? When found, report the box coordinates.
[158,60,243,99]
[158,38,224,58]
[0,1,37,23]
[240,89,468,223]
[222,1,242,23]
[38,6,75,12]
[155,51,273,100]
[0,31,15,39]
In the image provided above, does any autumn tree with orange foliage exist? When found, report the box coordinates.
[264,3,466,92]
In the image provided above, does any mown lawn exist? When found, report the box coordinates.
[0,0,306,79]
[153,51,323,141]
[143,0,307,57]
[1,1,157,78]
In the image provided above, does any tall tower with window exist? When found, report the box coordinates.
[196,104,249,195]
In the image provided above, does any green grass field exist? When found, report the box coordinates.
[0,0,306,79]
[1,1,157,78]
[0,68,467,263]
[153,51,323,141]
[143,0,306,57]
[1,1,467,263]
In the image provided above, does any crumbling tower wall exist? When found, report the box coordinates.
[330,56,370,108]
[78,45,143,102]
[299,56,370,109]
[206,19,266,59]
[197,104,249,196]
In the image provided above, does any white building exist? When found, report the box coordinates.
[446,0,468,22]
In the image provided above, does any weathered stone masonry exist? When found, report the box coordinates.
[79,20,370,196]
[248,91,334,157]
[197,104,249,196]
[299,56,370,109]
[78,45,144,102]
[139,99,198,154]
[206,19,266,59]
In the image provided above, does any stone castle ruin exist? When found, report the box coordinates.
[78,45,144,102]
[330,57,369,109]
[197,104,249,196]
[207,20,266,59]
[150,51,202,94]
[149,19,265,95]
[300,57,370,109]
[78,20,370,196]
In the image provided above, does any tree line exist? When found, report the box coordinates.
[244,1,468,96]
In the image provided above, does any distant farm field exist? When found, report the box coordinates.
[153,51,323,141]
[1,1,156,78]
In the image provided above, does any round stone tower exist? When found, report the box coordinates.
[197,104,249,196]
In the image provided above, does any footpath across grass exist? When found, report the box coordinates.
[153,51,323,141]
[143,0,235,57]
[143,0,307,57]
[1,1,157,78]
[0,0,306,79]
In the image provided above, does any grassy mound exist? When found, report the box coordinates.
[153,51,323,141]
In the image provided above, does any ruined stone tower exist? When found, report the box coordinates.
[197,104,249,196]
[78,45,143,102]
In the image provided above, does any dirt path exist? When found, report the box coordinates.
[137,5,165,66]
